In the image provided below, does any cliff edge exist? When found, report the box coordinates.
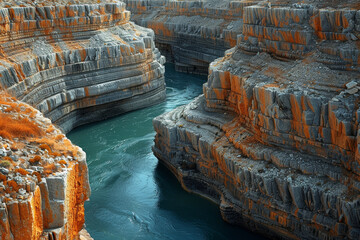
[0,0,166,133]
[123,0,249,74]
[153,1,360,239]
[0,0,166,239]
[0,92,90,240]
[125,0,360,75]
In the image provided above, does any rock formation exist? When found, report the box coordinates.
[125,0,360,75]
[0,92,90,240]
[123,0,252,74]
[0,0,165,133]
[153,0,360,239]
[0,0,165,239]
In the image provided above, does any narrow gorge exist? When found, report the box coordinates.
[0,0,359,239]
[67,64,264,240]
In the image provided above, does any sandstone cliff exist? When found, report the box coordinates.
[153,1,360,239]
[0,92,90,240]
[0,0,166,132]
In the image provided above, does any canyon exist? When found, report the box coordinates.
[123,0,245,75]
[0,0,360,239]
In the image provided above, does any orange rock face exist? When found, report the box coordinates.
[239,2,360,71]
[0,1,164,239]
[153,1,360,239]
[0,92,90,240]
[0,0,166,133]
[126,0,360,74]
[124,0,253,74]
[205,54,360,169]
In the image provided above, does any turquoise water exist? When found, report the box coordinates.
[68,64,263,240]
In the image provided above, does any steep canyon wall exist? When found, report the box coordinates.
[0,92,90,240]
[153,1,360,239]
[125,0,360,74]
[123,0,255,74]
[0,1,166,133]
[0,1,165,239]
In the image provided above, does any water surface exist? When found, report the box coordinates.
[68,64,263,240]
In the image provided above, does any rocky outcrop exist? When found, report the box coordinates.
[123,0,255,74]
[153,1,360,239]
[0,92,90,240]
[0,0,165,132]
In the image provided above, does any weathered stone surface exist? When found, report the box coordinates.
[0,92,90,240]
[123,0,254,74]
[0,1,165,239]
[238,2,360,71]
[124,0,360,74]
[79,229,94,240]
[0,1,166,133]
[153,1,360,239]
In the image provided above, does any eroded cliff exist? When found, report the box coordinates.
[0,92,90,240]
[0,0,165,132]
[123,0,252,74]
[123,0,360,75]
[153,1,360,239]
[0,0,166,239]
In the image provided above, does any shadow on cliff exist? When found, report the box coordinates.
[153,162,265,240]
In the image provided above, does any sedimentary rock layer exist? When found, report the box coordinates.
[124,0,360,74]
[123,0,254,74]
[0,1,166,132]
[153,1,360,239]
[0,1,166,239]
[0,92,90,240]
[238,0,360,71]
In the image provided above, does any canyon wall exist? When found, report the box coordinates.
[125,0,360,74]
[0,0,166,239]
[0,0,166,133]
[154,1,360,239]
[0,92,90,240]
[122,0,255,74]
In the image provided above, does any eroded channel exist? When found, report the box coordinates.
[68,64,263,240]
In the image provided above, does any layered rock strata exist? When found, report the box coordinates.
[123,0,255,74]
[153,1,360,239]
[0,1,166,239]
[0,92,90,240]
[0,1,165,132]
[238,0,360,71]
[123,0,360,74]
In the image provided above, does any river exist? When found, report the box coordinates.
[68,64,263,240]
